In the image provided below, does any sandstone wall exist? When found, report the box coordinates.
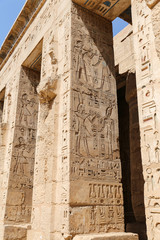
[114,24,135,74]
[0,0,61,239]
[132,0,160,239]
[0,0,125,239]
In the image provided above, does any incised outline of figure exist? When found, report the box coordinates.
[74,32,111,91]
[19,93,31,126]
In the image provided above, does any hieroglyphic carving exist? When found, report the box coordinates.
[133,0,160,238]
[71,157,121,181]
[89,183,123,205]
[5,67,39,223]
[58,10,72,236]
[71,89,116,159]
[4,226,27,240]
[150,1,160,61]
[136,0,152,79]
[70,8,120,181]
[70,180,123,206]
[68,3,123,234]
[69,205,124,234]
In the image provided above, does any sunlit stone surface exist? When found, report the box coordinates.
[0,0,160,239]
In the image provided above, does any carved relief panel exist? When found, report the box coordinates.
[4,67,40,224]
[65,3,124,235]
[132,0,160,239]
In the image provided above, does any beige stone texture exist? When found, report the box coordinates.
[0,0,129,239]
[145,0,159,8]
[4,226,27,240]
[72,0,131,21]
[132,0,160,239]
[0,0,160,239]
[150,1,160,60]
[73,232,138,240]
[114,24,135,74]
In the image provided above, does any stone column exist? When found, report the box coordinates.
[132,0,160,239]
[0,89,8,205]
[69,3,124,236]
[27,1,125,239]
[1,67,40,240]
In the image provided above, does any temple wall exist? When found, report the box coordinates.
[3,67,40,240]
[0,0,126,239]
[70,3,123,234]
[114,25,135,74]
[0,0,148,239]
[0,1,64,238]
[149,1,160,60]
[132,0,160,239]
[0,68,22,239]
[28,2,125,239]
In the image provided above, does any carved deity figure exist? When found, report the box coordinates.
[74,33,111,91]
[74,103,92,156]
[19,94,31,126]
[29,98,37,128]
[146,143,151,162]
[13,137,27,175]
[155,140,160,163]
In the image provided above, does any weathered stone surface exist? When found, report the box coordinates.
[4,227,27,240]
[114,25,135,75]
[0,0,160,239]
[72,0,131,21]
[145,0,159,8]
[73,232,139,240]
[151,2,160,60]
[132,0,160,239]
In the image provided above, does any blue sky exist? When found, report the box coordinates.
[0,0,128,48]
[0,0,26,47]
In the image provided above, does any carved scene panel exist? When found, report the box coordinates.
[5,67,40,224]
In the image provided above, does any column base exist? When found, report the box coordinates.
[4,226,27,240]
[27,230,45,240]
[73,232,139,240]
[126,223,147,240]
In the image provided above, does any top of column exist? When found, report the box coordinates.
[72,0,131,21]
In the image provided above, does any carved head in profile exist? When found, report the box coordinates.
[18,137,25,145]
[105,105,112,119]
[77,103,84,114]
[30,98,36,107]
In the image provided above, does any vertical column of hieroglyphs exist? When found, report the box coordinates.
[57,1,72,238]
[69,4,124,235]
[4,67,40,239]
[0,71,23,239]
[132,0,160,239]
[26,1,71,239]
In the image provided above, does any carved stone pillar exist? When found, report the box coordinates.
[1,67,40,240]
[69,4,124,236]
[132,0,160,239]
[27,1,128,240]
[146,0,160,61]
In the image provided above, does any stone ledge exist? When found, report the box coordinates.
[73,232,139,240]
